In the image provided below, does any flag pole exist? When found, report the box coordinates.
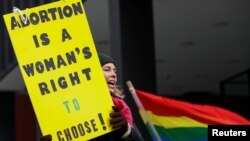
[126,81,162,141]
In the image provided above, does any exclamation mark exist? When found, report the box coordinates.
[98,113,106,130]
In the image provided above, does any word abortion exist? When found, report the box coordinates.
[11,1,84,30]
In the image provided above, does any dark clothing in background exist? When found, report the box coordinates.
[89,123,144,141]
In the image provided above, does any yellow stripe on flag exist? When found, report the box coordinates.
[140,110,208,128]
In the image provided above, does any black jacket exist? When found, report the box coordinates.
[89,124,144,141]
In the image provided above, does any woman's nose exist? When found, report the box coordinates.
[111,70,117,77]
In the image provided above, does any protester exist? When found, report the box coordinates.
[40,53,144,141]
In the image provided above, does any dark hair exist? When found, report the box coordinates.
[98,52,116,67]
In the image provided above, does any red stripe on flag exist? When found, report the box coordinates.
[136,89,250,125]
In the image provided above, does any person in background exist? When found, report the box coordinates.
[41,53,144,141]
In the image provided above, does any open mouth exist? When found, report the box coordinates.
[107,81,115,87]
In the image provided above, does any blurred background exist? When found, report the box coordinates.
[0,0,249,141]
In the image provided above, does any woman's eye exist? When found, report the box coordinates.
[103,68,110,71]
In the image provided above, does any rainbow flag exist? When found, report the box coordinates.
[135,89,250,141]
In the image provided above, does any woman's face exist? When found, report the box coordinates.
[102,63,117,94]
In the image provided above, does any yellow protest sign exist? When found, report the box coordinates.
[3,0,114,140]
